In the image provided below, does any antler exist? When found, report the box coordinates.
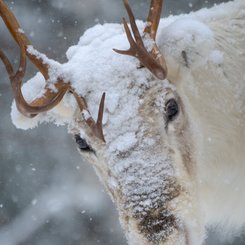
[0,0,105,142]
[73,92,106,142]
[0,0,69,118]
[113,0,167,80]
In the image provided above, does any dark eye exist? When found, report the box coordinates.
[74,134,94,153]
[165,98,179,122]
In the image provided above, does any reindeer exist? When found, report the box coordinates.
[0,0,244,244]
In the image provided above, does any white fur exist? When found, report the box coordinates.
[9,0,245,244]
[159,0,245,241]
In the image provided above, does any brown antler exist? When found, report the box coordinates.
[73,92,106,142]
[0,48,69,118]
[0,0,69,117]
[144,0,164,40]
[0,0,105,141]
[113,0,167,80]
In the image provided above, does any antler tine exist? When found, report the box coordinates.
[113,0,167,80]
[95,92,106,142]
[144,0,164,40]
[0,0,106,141]
[0,45,69,117]
[0,0,49,79]
[143,0,167,71]
[0,0,70,117]
[123,0,144,48]
[0,49,14,77]
[114,18,137,56]
[73,92,106,142]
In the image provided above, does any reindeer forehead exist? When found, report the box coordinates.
[10,22,157,129]
[11,15,212,130]
[65,22,151,90]
[64,23,177,114]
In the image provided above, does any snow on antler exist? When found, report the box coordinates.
[3,0,245,244]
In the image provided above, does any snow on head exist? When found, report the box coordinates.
[9,1,245,243]
[11,11,216,131]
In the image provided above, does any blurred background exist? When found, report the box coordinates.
[0,0,244,245]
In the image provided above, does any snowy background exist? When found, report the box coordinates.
[0,0,244,244]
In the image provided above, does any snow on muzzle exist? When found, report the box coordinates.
[105,147,191,244]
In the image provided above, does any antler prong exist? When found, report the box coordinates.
[73,92,106,142]
[143,0,167,71]
[122,18,136,49]
[113,18,137,56]
[1,0,106,141]
[0,50,14,78]
[0,0,71,118]
[0,0,49,80]
[113,0,167,80]
[94,92,106,142]
[144,0,164,40]
[123,0,144,47]
[0,45,69,118]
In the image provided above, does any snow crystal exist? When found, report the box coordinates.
[10,72,45,130]
[18,28,25,34]
[47,199,63,213]
[81,110,91,121]
[108,176,118,189]
[32,199,37,206]
[11,1,243,129]
[27,45,65,85]
[143,33,155,52]
[109,132,137,153]
[8,1,245,242]
[209,50,224,65]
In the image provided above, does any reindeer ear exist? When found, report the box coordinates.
[158,18,215,71]
[181,50,189,68]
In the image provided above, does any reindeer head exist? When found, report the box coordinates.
[0,0,218,244]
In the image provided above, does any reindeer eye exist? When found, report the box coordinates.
[165,99,179,122]
[74,134,94,153]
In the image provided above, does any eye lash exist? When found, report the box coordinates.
[164,98,179,126]
[164,115,170,130]
[74,134,95,154]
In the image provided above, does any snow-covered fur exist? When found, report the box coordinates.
[11,1,245,244]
